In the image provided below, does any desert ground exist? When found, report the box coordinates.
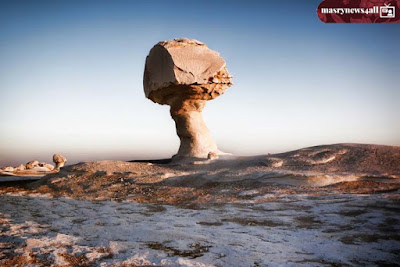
[1,143,400,266]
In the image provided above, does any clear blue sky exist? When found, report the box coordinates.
[1,0,399,166]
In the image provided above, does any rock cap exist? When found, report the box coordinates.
[144,38,232,105]
[53,154,67,164]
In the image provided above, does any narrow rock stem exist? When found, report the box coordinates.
[55,162,64,171]
[170,99,219,159]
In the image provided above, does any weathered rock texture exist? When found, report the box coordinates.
[30,144,400,201]
[144,38,232,159]
[39,162,55,171]
[207,152,219,160]
[26,160,39,170]
[15,164,26,171]
[53,154,67,171]
[3,166,14,172]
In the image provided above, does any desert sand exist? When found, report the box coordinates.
[1,143,400,266]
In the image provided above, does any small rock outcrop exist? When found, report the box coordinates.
[207,152,219,160]
[53,154,67,171]
[39,162,55,171]
[0,155,67,177]
[26,160,39,169]
[15,164,26,171]
[144,38,232,160]
[3,166,15,172]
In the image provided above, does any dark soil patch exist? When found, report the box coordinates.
[340,234,400,244]
[196,221,224,226]
[292,258,345,267]
[221,217,285,227]
[324,181,400,194]
[145,242,211,259]
[337,209,367,217]
[294,216,323,229]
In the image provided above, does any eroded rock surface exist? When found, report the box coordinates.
[39,162,55,171]
[144,38,232,99]
[3,166,14,172]
[0,192,399,266]
[263,143,400,174]
[14,164,26,171]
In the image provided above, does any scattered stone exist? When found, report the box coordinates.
[53,154,67,171]
[207,152,219,160]
[266,158,283,168]
[144,38,232,160]
[3,166,14,172]
[26,160,39,169]
[38,162,55,171]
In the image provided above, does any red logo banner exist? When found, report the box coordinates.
[317,0,400,23]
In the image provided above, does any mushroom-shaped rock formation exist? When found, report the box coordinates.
[143,38,232,159]
[26,160,39,170]
[53,154,67,171]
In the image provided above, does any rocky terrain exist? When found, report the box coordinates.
[21,143,400,203]
[1,143,400,266]
[0,154,66,180]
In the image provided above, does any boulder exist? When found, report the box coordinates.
[14,164,26,171]
[207,152,219,160]
[38,162,54,170]
[3,166,14,172]
[26,160,39,169]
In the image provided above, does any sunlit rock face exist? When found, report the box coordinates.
[143,38,232,160]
